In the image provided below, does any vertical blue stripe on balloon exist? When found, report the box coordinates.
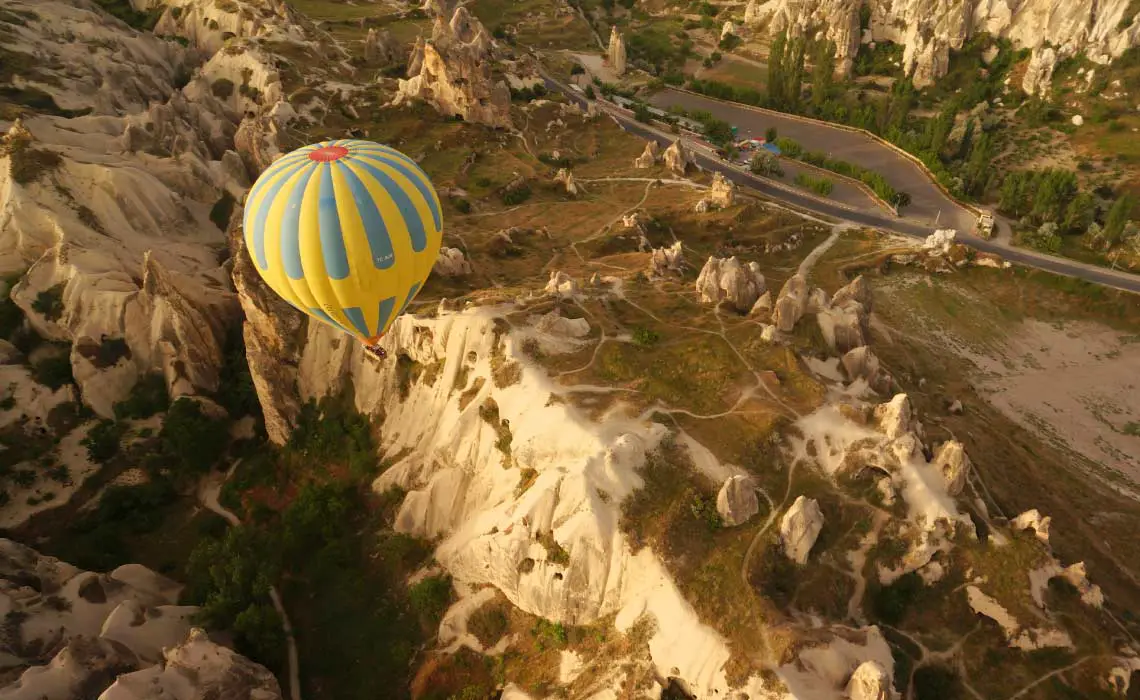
[310,307,354,336]
[251,160,309,270]
[317,164,350,280]
[339,163,396,271]
[279,165,318,280]
[350,150,442,232]
[343,307,371,337]
[353,156,429,253]
[397,281,421,316]
[376,295,397,335]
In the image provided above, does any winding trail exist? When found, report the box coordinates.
[199,466,303,700]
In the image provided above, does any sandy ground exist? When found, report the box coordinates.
[968,319,1140,491]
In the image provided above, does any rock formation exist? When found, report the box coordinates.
[364,27,399,64]
[845,660,894,700]
[716,475,759,527]
[607,26,627,75]
[554,168,583,196]
[663,139,690,175]
[842,346,893,395]
[435,247,473,277]
[708,172,736,208]
[751,291,773,315]
[695,257,767,313]
[781,496,824,564]
[0,540,280,700]
[924,229,958,254]
[648,241,685,277]
[634,141,660,168]
[1012,509,1052,543]
[394,6,512,128]
[874,393,913,440]
[545,271,578,298]
[1023,45,1059,96]
[749,0,1140,91]
[818,275,871,354]
[772,274,808,332]
[744,0,763,25]
[931,440,971,496]
[721,21,736,40]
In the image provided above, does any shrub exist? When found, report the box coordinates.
[114,373,169,420]
[408,574,452,626]
[501,184,532,206]
[31,354,73,390]
[1021,221,1063,253]
[532,619,567,649]
[211,78,235,99]
[750,152,783,177]
[871,571,921,624]
[467,602,509,647]
[82,419,124,463]
[160,398,228,475]
[632,327,660,346]
[774,137,803,157]
[794,173,834,196]
[453,198,472,214]
[570,64,585,75]
[31,285,65,321]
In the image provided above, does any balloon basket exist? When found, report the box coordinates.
[364,345,387,360]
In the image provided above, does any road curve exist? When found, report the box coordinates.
[540,73,1140,295]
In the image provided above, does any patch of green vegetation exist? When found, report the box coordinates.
[531,618,568,650]
[289,394,380,479]
[31,284,64,321]
[82,419,125,463]
[631,327,660,346]
[0,274,24,340]
[31,353,73,390]
[793,172,834,196]
[209,191,236,232]
[408,574,454,627]
[468,600,510,648]
[211,78,235,99]
[48,478,180,571]
[92,0,163,30]
[114,373,170,420]
[869,571,922,625]
[501,184,532,206]
[160,398,229,476]
[912,665,962,700]
[537,531,570,565]
[215,328,260,420]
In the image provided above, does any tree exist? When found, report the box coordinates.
[750,152,783,177]
[765,126,778,143]
[884,77,915,135]
[1062,192,1097,234]
[926,100,958,156]
[810,40,837,114]
[1023,221,1062,253]
[962,130,992,196]
[956,118,976,161]
[1104,194,1136,246]
[160,398,229,476]
[767,32,787,109]
[786,37,807,112]
[633,103,653,123]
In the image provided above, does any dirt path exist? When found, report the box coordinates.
[199,467,303,700]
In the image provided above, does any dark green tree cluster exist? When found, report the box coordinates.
[998,169,1081,228]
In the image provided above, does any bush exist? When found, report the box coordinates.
[408,574,452,626]
[114,373,169,420]
[750,152,783,177]
[160,398,228,475]
[92,0,163,30]
[570,64,585,75]
[871,571,921,624]
[501,184,532,206]
[211,79,235,99]
[82,419,124,463]
[31,354,73,390]
[1021,221,1063,253]
[794,172,834,196]
[467,602,510,647]
[453,198,471,214]
[912,665,961,700]
[289,395,379,478]
[216,329,259,419]
[31,284,65,321]
[774,137,803,158]
[632,327,660,346]
[633,103,654,123]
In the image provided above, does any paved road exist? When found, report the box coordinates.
[648,88,979,235]
[542,75,1140,295]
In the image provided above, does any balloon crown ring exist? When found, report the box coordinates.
[308,145,350,162]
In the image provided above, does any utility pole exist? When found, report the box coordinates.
[935,209,941,226]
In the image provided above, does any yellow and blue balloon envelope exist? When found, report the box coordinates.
[242,140,443,346]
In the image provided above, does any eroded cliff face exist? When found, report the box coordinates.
[749,0,1140,90]
[0,0,323,417]
[0,539,281,700]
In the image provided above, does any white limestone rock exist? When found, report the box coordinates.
[554,168,583,196]
[924,229,958,254]
[608,26,627,75]
[874,394,913,440]
[716,475,759,527]
[544,271,578,298]
[663,139,690,175]
[772,274,808,332]
[695,257,766,313]
[931,440,971,496]
[1011,509,1051,544]
[648,241,684,278]
[845,660,894,700]
[708,172,736,208]
[634,141,660,168]
[435,247,473,277]
[780,496,824,565]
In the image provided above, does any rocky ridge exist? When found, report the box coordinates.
[747,0,1140,91]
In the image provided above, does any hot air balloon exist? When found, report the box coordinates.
[242,139,443,358]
